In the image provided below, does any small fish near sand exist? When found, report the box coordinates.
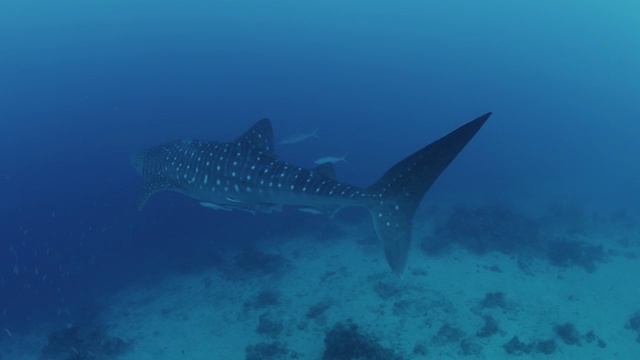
[279,129,319,144]
[314,154,347,165]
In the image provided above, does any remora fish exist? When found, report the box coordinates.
[314,154,347,165]
[279,128,319,144]
[131,113,491,276]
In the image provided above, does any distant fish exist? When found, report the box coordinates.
[200,201,262,215]
[297,207,325,215]
[314,154,347,165]
[279,129,319,144]
[200,202,232,211]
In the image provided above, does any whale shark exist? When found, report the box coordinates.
[131,112,491,276]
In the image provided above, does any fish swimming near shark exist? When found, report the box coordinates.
[314,154,347,165]
[131,113,491,276]
[279,128,319,144]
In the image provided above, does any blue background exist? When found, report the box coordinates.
[1,0,638,333]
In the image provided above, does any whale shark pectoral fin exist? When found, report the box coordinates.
[137,176,175,210]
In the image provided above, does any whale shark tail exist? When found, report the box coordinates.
[367,112,491,276]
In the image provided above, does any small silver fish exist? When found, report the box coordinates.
[314,154,347,165]
[280,129,319,144]
[297,207,325,215]
[199,202,232,211]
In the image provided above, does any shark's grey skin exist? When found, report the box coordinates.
[131,113,491,276]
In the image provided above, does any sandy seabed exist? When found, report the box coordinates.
[3,219,640,360]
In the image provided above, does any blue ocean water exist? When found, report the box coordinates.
[1,0,639,357]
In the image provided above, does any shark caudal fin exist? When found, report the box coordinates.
[367,112,491,276]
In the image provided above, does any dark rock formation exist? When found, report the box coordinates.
[432,324,465,345]
[503,336,533,355]
[372,281,403,300]
[546,240,606,273]
[245,290,281,310]
[245,342,290,360]
[307,300,332,319]
[535,339,557,355]
[256,312,284,338]
[625,311,640,343]
[554,322,580,345]
[423,204,539,255]
[476,315,499,338]
[323,321,404,360]
[460,338,483,356]
[479,292,508,310]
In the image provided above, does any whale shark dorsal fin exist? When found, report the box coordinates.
[233,118,276,157]
[314,162,337,179]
